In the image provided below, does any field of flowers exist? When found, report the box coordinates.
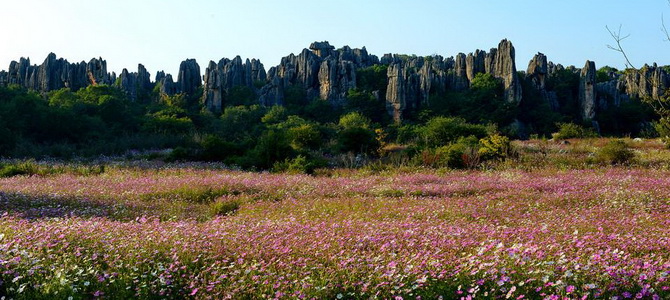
[1,161,670,299]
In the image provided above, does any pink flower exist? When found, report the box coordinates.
[190,288,199,296]
[566,285,576,293]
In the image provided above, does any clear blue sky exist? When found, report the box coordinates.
[1,0,668,79]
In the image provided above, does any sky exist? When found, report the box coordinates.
[1,0,669,80]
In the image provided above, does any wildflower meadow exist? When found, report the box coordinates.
[1,160,669,299]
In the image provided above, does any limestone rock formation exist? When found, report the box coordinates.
[493,39,522,104]
[116,64,153,101]
[86,57,113,86]
[178,59,201,96]
[526,53,548,90]
[383,39,523,120]
[466,50,486,81]
[526,53,558,111]
[620,63,669,101]
[259,42,378,107]
[451,53,469,90]
[202,56,266,113]
[579,60,597,120]
[1,54,115,93]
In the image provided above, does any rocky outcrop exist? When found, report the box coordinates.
[178,59,201,97]
[579,60,597,120]
[259,41,378,107]
[202,56,266,113]
[155,71,177,96]
[526,53,559,111]
[620,63,670,101]
[383,39,523,120]
[1,54,115,93]
[318,58,357,105]
[86,57,113,86]
[116,64,153,101]
[466,50,486,82]
[494,39,522,104]
[526,53,548,90]
[451,53,469,90]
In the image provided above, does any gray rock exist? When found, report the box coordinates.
[579,60,597,120]
[309,41,335,58]
[493,39,522,104]
[177,59,201,96]
[116,64,153,101]
[202,56,267,113]
[526,53,548,90]
[259,42,377,106]
[466,50,486,81]
[86,57,112,86]
[451,53,469,90]
[620,64,669,101]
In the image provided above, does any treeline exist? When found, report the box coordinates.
[0,64,657,171]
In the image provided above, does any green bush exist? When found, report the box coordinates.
[419,117,488,148]
[199,135,241,161]
[478,134,513,160]
[272,155,325,174]
[595,139,635,165]
[552,122,598,140]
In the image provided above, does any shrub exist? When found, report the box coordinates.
[595,139,635,165]
[199,135,241,161]
[552,122,598,140]
[272,155,325,174]
[419,117,488,148]
[478,134,513,160]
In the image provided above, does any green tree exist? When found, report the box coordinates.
[419,116,488,148]
[336,112,378,154]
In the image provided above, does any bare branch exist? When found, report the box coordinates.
[606,25,635,69]
[663,14,670,42]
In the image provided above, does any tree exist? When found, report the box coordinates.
[606,9,670,142]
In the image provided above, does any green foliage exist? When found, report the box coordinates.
[596,99,655,136]
[464,73,516,125]
[0,160,105,178]
[143,108,195,134]
[336,112,378,154]
[272,154,325,174]
[287,123,322,151]
[283,85,307,114]
[219,105,266,142]
[249,130,294,169]
[415,136,480,169]
[478,134,513,160]
[595,139,635,165]
[655,117,670,145]
[160,93,188,109]
[546,68,581,120]
[337,127,379,154]
[596,66,619,83]
[419,117,488,148]
[261,105,288,124]
[209,198,241,217]
[227,86,256,107]
[552,122,598,140]
[356,64,388,93]
[338,112,371,130]
[199,134,242,161]
[345,89,389,124]
[302,99,342,123]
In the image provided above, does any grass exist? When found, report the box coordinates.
[1,138,670,299]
